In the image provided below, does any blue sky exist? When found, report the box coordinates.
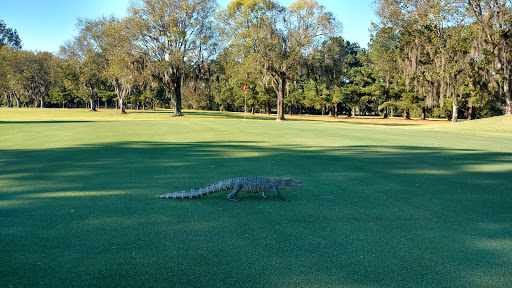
[0,0,376,53]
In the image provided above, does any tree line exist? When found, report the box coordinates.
[372,0,512,121]
[1,0,511,122]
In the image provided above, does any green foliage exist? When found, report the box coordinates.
[220,0,340,120]
[286,89,304,107]
[371,0,512,120]
[128,0,218,116]
[380,91,424,119]
[3,0,512,121]
[0,20,22,50]
[303,37,372,116]
[48,87,72,108]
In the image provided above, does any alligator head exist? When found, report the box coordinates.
[274,178,302,189]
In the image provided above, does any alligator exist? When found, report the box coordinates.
[156,177,302,201]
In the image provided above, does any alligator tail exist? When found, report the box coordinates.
[156,188,203,199]
[156,179,234,199]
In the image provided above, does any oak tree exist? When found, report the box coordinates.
[129,0,218,116]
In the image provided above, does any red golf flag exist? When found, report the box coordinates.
[243,83,247,91]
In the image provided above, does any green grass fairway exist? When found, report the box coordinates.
[1,108,512,287]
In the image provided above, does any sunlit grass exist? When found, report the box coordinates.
[1,108,512,287]
[23,191,127,198]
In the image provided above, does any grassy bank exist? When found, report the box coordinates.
[1,108,511,287]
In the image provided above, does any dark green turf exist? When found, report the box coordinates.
[1,110,511,287]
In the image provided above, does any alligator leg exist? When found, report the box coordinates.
[227,183,242,201]
[273,185,290,202]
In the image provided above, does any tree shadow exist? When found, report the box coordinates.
[0,120,93,124]
[1,141,511,287]
[179,110,446,126]
[183,110,279,121]
[328,119,431,126]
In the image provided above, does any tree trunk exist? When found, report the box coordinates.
[404,109,411,120]
[383,109,389,119]
[452,95,459,123]
[13,92,18,107]
[264,88,271,115]
[467,106,474,120]
[421,107,426,120]
[172,76,183,117]
[89,89,97,111]
[6,92,12,107]
[504,77,511,115]
[90,97,97,111]
[119,96,126,114]
[275,76,286,121]
[383,74,390,118]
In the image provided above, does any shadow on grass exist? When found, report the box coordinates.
[0,120,94,124]
[181,110,443,126]
[183,110,279,121]
[1,141,511,287]
[330,119,442,127]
